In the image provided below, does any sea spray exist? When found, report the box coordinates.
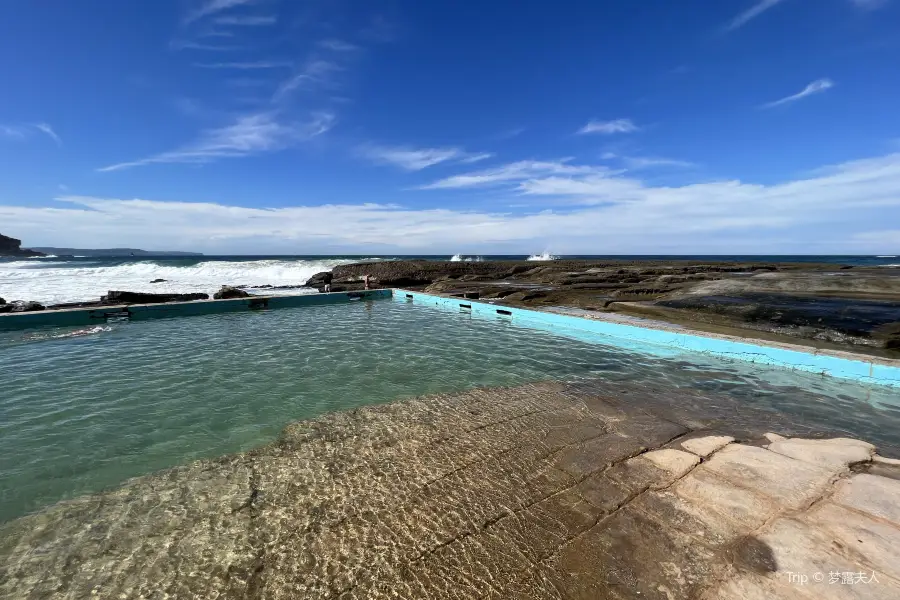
[0,258,358,305]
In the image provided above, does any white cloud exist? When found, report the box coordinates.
[0,124,29,139]
[213,15,276,26]
[194,60,291,69]
[5,152,900,253]
[577,118,639,135]
[761,78,834,109]
[272,60,342,102]
[621,156,694,169]
[32,123,62,146]
[317,39,359,52]
[850,0,889,9]
[458,152,495,164]
[358,146,465,171]
[183,0,258,25]
[1,123,61,145]
[420,160,607,189]
[97,111,335,172]
[724,0,784,32]
[170,40,240,52]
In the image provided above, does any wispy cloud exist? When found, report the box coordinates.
[170,40,241,52]
[32,123,62,146]
[577,118,639,135]
[358,146,469,171]
[621,156,694,169]
[272,60,342,103]
[0,125,29,139]
[213,15,276,26]
[458,152,495,164]
[317,39,360,52]
[494,127,525,140]
[1,123,62,146]
[97,111,335,172]
[761,78,834,109]
[183,0,258,25]
[420,160,604,189]
[724,0,785,32]
[194,60,292,69]
[850,0,889,9]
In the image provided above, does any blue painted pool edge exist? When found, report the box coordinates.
[0,289,392,331]
[394,289,900,389]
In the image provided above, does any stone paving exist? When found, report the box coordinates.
[1,381,899,599]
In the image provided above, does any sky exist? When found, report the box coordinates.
[1,0,899,255]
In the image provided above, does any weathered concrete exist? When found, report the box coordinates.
[1,382,899,599]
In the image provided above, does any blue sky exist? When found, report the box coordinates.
[1,0,899,254]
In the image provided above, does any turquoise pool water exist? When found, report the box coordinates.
[1,299,899,523]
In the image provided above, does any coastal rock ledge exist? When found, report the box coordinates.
[1,381,899,599]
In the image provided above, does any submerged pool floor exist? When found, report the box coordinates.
[1,299,899,522]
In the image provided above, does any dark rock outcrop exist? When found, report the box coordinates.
[9,301,45,312]
[101,291,209,304]
[0,233,44,257]
[213,286,250,300]
[149,279,167,283]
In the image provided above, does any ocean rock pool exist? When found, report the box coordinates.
[1,298,899,523]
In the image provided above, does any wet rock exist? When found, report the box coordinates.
[101,291,209,304]
[304,271,331,287]
[213,286,250,300]
[149,278,167,283]
[10,300,45,312]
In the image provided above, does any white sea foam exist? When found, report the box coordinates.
[449,254,483,262]
[876,255,897,258]
[0,258,357,305]
[526,252,559,261]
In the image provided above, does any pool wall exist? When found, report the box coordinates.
[0,289,391,331]
[394,289,900,388]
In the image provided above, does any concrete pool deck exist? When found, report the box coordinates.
[397,289,900,388]
[3,287,898,387]
[1,381,899,599]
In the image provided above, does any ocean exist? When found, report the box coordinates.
[1,254,898,306]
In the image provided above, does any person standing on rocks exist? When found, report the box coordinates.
[322,272,333,293]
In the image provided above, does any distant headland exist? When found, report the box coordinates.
[0,234,45,257]
[29,247,203,257]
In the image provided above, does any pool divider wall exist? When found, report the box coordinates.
[394,289,900,388]
[0,289,392,331]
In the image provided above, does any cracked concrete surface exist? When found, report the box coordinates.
[1,381,899,599]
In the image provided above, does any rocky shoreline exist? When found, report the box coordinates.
[3,258,898,356]
[313,259,900,356]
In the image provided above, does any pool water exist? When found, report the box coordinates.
[1,299,899,523]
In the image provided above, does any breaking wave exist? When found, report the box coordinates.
[526,252,559,261]
[0,258,357,305]
[449,254,483,262]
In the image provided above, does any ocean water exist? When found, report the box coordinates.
[1,300,900,523]
[1,254,897,305]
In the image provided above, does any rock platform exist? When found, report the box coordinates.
[1,381,899,599]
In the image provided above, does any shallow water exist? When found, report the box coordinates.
[1,299,899,523]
